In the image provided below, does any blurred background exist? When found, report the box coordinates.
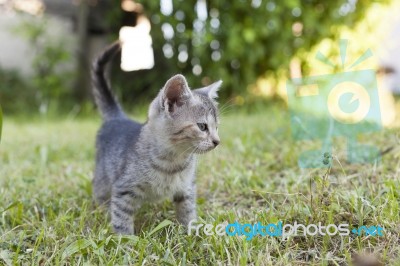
[0,0,399,123]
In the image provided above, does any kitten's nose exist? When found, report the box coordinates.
[212,139,220,147]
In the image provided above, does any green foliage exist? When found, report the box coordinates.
[108,0,387,103]
[0,68,36,113]
[0,105,2,142]
[9,17,74,113]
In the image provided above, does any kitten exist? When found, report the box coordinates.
[91,41,222,234]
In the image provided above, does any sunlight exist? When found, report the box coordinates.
[12,0,44,15]
[119,15,154,72]
[160,0,172,16]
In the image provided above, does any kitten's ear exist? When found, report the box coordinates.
[162,74,192,113]
[194,80,222,99]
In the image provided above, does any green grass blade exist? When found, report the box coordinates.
[62,239,92,260]
[147,219,173,237]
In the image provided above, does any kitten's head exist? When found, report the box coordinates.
[149,74,221,154]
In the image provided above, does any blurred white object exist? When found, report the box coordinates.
[13,0,44,15]
[377,6,400,94]
[160,0,173,16]
[119,16,154,72]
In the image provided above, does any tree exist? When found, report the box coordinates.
[98,0,389,102]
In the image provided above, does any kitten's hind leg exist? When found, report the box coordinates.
[92,171,111,206]
[173,187,197,226]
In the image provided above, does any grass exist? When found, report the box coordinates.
[1,102,400,265]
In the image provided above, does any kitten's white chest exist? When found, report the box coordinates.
[146,171,191,201]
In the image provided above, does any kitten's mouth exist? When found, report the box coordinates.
[194,147,216,154]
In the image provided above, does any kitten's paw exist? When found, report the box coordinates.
[177,212,197,227]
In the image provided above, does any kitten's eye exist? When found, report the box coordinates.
[197,123,208,131]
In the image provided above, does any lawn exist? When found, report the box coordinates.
[1,102,400,265]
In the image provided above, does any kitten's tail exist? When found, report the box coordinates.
[92,41,124,120]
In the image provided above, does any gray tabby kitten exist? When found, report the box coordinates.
[91,42,221,234]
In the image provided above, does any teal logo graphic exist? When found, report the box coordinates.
[339,92,359,113]
[351,225,384,236]
[287,40,382,168]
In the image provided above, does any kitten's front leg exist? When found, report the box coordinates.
[110,187,140,234]
[173,185,197,226]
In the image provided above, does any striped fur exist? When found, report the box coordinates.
[92,41,125,120]
[91,42,222,234]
